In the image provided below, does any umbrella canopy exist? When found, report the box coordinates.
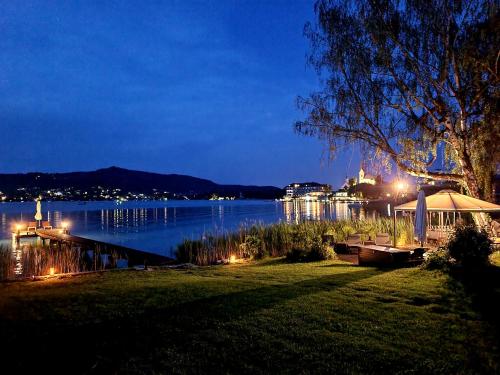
[414,190,427,245]
[395,190,500,212]
[35,198,42,222]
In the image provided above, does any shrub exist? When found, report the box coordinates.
[447,225,492,268]
[286,247,310,262]
[421,248,451,271]
[309,242,335,261]
[286,236,335,263]
[240,235,265,259]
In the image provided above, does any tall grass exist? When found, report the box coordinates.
[21,244,83,276]
[1,242,124,280]
[0,245,15,280]
[176,218,414,265]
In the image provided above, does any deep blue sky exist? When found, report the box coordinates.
[0,0,362,188]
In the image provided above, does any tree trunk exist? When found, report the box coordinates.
[462,166,481,199]
[448,130,482,199]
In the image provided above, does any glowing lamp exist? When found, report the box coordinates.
[49,267,55,276]
[229,255,236,264]
[61,221,69,229]
[395,181,406,191]
[15,224,22,231]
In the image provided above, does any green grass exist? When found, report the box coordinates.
[0,259,499,374]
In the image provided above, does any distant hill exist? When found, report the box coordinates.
[0,166,283,201]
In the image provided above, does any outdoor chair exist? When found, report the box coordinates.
[335,234,363,254]
[27,222,37,232]
[492,236,500,250]
[42,221,52,229]
[374,233,391,246]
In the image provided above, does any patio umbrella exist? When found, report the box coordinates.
[35,197,42,227]
[395,190,500,212]
[414,190,427,246]
[395,189,500,230]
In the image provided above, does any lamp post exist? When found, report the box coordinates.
[61,221,70,234]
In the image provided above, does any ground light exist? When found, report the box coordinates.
[49,267,55,276]
[229,255,236,264]
[60,221,70,234]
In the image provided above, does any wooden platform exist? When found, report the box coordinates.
[14,229,173,266]
[356,244,424,266]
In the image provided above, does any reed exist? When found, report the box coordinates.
[0,245,15,281]
[175,218,415,265]
[0,240,127,280]
[21,243,84,276]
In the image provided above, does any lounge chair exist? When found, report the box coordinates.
[42,221,52,229]
[27,222,37,232]
[374,233,391,246]
[492,236,500,250]
[491,220,500,237]
[335,234,363,254]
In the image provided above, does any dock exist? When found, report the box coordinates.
[12,228,173,266]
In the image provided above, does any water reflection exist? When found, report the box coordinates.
[282,200,356,223]
[1,200,386,257]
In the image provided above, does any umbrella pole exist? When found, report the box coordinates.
[393,208,397,247]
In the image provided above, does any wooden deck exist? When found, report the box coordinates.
[14,229,173,266]
[355,244,424,266]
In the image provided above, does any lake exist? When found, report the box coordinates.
[0,200,371,258]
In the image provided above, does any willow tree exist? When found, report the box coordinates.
[296,0,500,199]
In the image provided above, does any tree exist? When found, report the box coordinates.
[296,0,500,199]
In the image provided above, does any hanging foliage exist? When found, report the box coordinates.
[296,0,500,199]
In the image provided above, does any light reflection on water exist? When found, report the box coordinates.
[0,200,378,258]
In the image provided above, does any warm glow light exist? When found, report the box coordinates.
[15,224,22,231]
[395,181,406,191]
[229,255,236,264]
[61,221,69,229]
[49,267,55,276]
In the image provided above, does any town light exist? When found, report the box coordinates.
[61,221,69,229]
[49,267,55,276]
[15,224,22,231]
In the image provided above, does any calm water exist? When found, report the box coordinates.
[0,200,369,257]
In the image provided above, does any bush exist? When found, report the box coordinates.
[309,242,335,261]
[421,248,451,271]
[286,247,310,262]
[286,237,335,263]
[240,235,266,259]
[447,225,492,268]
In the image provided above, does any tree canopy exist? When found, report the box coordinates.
[296,0,499,199]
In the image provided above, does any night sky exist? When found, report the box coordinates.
[1,0,361,188]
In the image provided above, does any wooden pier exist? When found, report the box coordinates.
[12,228,173,266]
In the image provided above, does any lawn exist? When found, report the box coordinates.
[1,258,499,374]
